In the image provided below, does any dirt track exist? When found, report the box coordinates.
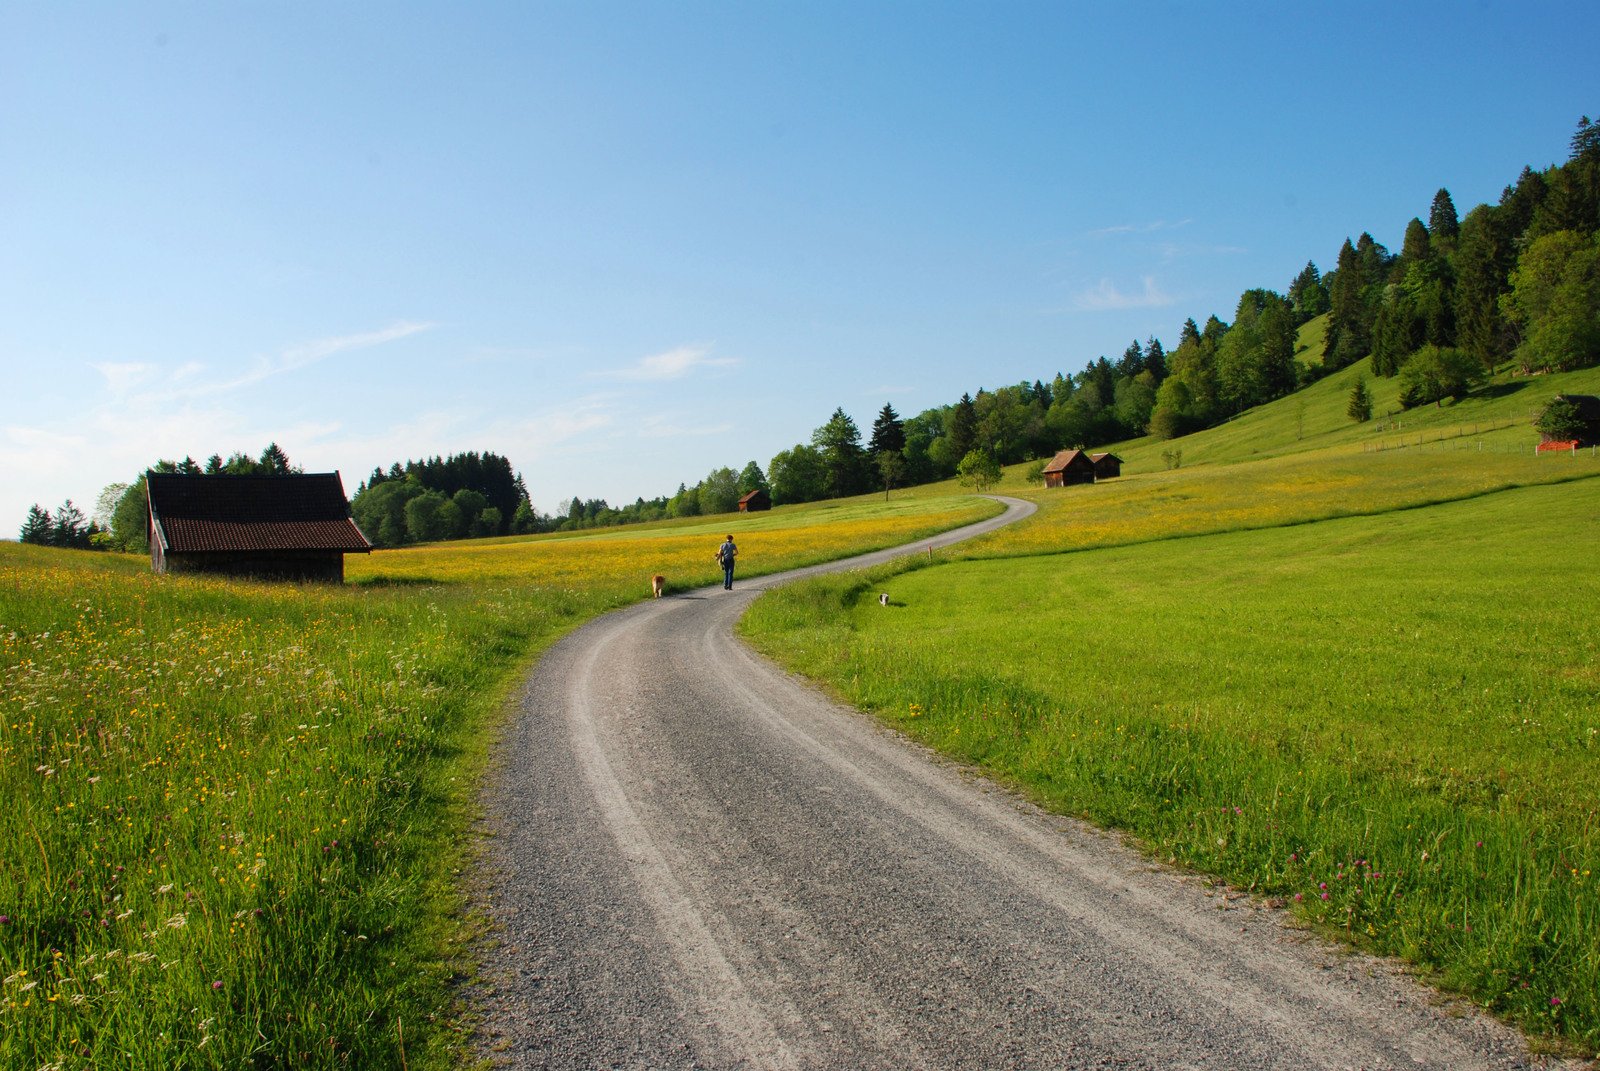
[474,497,1571,1070]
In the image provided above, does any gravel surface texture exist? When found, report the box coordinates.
[473,497,1577,1070]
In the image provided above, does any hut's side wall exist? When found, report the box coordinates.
[164,551,347,582]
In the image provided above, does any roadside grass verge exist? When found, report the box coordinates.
[740,477,1600,1053]
[0,493,995,1070]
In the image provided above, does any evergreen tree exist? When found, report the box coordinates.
[52,500,90,549]
[1288,261,1329,322]
[1397,218,1431,273]
[1370,288,1422,377]
[1144,337,1167,383]
[1428,189,1459,250]
[1453,205,1513,369]
[1326,235,1387,369]
[1116,339,1144,379]
[1348,375,1373,423]
[946,393,978,463]
[811,408,870,499]
[257,443,294,474]
[20,505,52,545]
[867,402,906,456]
[1177,317,1202,350]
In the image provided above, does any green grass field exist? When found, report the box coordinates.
[740,367,1600,1053]
[0,493,996,1070]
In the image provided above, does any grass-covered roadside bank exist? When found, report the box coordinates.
[0,493,997,1070]
[739,477,1600,1054]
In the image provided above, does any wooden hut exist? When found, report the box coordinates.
[146,472,371,581]
[1041,449,1097,487]
[738,488,771,512]
[1090,452,1124,479]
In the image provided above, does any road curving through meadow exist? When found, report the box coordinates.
[473,495,1572,1070]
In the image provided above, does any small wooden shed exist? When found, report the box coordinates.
[1090,452,1124,480]
[1041,449,1097,487]
[738,488,771,512]
[146,472,372,581]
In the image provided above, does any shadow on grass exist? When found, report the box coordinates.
[1474,380,1532,401]
[348,575,448,588]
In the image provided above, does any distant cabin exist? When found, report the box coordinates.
[1041,449,1097,487]
[738,488,771,512]
[1540,394,1600,447]
[146,472,372,582]
[1090,452,1124,480]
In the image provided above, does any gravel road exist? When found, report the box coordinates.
[474,497,1572,1070]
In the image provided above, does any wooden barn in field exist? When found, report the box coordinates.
[738,488,771,512]
[1041,449,1097,487]
[1090,452,1124,479]
[146,472,372,582]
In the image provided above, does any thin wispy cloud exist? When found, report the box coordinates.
[1088,219,1192,238]
[1159,241,1248,262]
[636,416,735,439]
[109,321,437,405]
[1072,276,1174,311]
[599,345,738,382]
[91,362,159,395]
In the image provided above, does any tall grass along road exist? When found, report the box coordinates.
[475,496,1560,1070]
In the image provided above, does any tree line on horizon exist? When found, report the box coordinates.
[20,118,1598,545]
[750,113,1599,505]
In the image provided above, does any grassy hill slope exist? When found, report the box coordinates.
[741,364,1600,1054]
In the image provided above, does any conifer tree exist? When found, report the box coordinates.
[1348,376,1373,423]
[19,504,52,545]
[1428,189,1459,250]
[1399,218,1431,269]
[1144,337,1167,382]
[946,393,977,463]
[52,500,89,549]
[1178,317,1202,350]
[868,403,906,456]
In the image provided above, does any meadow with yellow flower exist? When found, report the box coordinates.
[742,458,1600,1053]
[0,493,998,1070]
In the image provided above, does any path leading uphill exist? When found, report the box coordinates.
[473,497,1567,1070]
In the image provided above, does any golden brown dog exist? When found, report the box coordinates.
[651,574,666,598]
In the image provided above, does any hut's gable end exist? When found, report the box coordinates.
[146,472,371,581]
[738,488,771,512]
[1089,452,1124,479]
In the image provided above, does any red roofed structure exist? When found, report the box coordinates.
[146,472,371,581]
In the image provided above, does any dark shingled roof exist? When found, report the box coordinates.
[1041,448,1094,473]
[147,472,372,554]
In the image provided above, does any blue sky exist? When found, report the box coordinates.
[3,2,1596,526]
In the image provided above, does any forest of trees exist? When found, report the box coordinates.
[350,451,540,547]
[753,114,1600,505]
[22,118,1599,547]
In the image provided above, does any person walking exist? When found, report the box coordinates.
[716,534,738,590]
